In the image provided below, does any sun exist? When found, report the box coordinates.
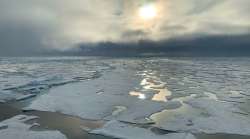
[138,3,157,20]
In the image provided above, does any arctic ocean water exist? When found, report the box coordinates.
[1,57,250,139]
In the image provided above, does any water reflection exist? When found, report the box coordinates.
[130,91,146,100]
[130,70,172,102]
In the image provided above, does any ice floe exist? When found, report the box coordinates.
[0,57,113,102]
[27,67,182,124]
[16,94,37,101]
[89,120,196,139]
[151,95,250,135]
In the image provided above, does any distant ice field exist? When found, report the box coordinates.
[0,57,113,102]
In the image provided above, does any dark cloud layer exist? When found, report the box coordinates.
[0,0,249,56]
[76,34,250,57]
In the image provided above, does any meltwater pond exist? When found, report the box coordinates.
[1,57,250,139]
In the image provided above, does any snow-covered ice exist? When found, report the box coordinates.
[0,57,112,102]
[2,57,250,137]
[0,115,67,139]
[151,95,250,135]
[90,120,196,139]
[27,66,182,123]
[16,94,37,101]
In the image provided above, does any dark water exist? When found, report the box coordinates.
[0,104,112,139]
[26,111,111,139]
[0,103,21,121]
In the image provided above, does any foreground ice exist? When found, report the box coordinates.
[90,120,196,139]
[0,115,67,139]
[27,66,182,123]
[151,95,250,135]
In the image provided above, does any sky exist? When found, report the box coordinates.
[0,0,249,55]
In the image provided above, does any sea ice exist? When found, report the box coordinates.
[90,120,196,139]
[0,57,112,103]
[16,94,37,101]
[151,96,250,135]
[27,66,182,124]
[3,57,250,137]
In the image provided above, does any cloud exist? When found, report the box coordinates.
[77,34,250,57]
[0,0,249,55]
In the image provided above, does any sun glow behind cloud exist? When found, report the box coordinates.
[138,3,157,20]
[0,0,249,53]
[127,1,163,35]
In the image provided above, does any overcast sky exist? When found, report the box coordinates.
[0,0,249,55]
